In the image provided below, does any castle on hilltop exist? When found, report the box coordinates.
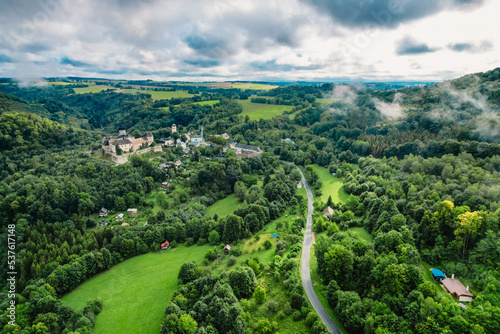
[102,124,154,155]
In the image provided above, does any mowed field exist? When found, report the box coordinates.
[120,89,197,100]
[238,99,295,120]
[206,194,244,218]
[193,100,220,106]
[73,85,116,94]
[311,164,349,204]
[176,82,278,90]
[61,245,210,334]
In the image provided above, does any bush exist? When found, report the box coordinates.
[205,249,217,262]
[263,240,272,249]
[276,241,287,252]
[231,246,243,257]
[267,299,278,313]
[253,286,266,304]
[186,237,195,246]
[292,310,303,321]
[255,234,261,241]
[197,238,206,246]
[306,312,319,327]
[227,256,237,267]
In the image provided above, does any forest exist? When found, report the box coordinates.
[0,67,499,334]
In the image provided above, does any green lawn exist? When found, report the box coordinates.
[121,89,197,100]
[310,164,349,204]
[61,245,211,334]
[206,194,244,218]
[238,99,295,120]
[48,81,73,85]
[73,85,116,94]
[419,260,449,298]
[193,100,220,106]
[348,227,373,244]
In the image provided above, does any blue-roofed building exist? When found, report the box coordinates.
[431,269,447,282]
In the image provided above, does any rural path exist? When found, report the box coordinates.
[296,167,343,334]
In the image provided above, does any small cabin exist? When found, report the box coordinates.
[442,275,474,302]
[115,213,124,220]
[161,240,170,250]
[323,206,335,218]
[162,182,169,189]
[121,222,129,226]
[224,244,231,254]
[99,207,109,217]
[99,221,109,226]
[127,208,138,215]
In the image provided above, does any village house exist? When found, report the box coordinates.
[282,138,295,145]
[127,208,138,215]
[224,244,231,254]
[175,160,182,167]
[162,182,170,189]
[99,207,109,217]
[102,124,154,155]
[442,275,474,302]
[115,213,124,220]
[221,133,230,139]
[171,124,177,133]
[99,220,108,226]
[161,240,170,249]
[323,206,335,218]
[160,137,174,146]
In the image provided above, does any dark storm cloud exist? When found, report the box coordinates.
[447,40,493,53]
[0,54,13,63]
[396,37,438,55]
[184,59,221,68]
[21,43,50,53]
[184,35,234,59]
[302,0,484,28]
[60,57,89,67]
[250,59,322,72]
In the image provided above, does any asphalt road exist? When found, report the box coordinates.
[297,167,342,334]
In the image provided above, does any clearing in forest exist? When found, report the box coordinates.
[238,99,295,120]
[310,164,349,204]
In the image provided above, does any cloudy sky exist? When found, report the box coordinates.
[0,0,498,82]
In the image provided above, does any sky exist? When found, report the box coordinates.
[0,0,498,83]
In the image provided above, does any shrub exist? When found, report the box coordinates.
[292,310,303,321]
[263,240,272,249]
[267,299,278,313]
[255,234,261,241]
[306,312,319,327]
[227,256,237,267]
[197,238,206,246]
[186,238,195,246]
[253,286,266,304]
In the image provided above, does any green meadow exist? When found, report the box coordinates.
[61,245,210,334]
[73,85,116,94]
[310,164,349,204]
[238,99,295,120]
[193,100,220,106]
[120,89,197,100]
[206,194,244,218]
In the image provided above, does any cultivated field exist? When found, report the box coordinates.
[120,89,197,100]
[61,245,210,334]
[73,85,116,94]
[238,99,295,120]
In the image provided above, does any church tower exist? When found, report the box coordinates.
[118,124,126,137]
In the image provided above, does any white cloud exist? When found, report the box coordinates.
[0,0,498,81]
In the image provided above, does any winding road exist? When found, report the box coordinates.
[296,167,342,334]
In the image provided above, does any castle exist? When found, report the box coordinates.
[102,124,154,155]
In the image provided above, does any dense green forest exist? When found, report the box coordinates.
[0,68,499,333]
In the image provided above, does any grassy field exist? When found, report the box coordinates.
[193,100,220,106]
[48,81,73,85]
[120,89,197,100]
[61,245,210,334]
[316,98,336,104]
[206,194,244,218]
[310,164,349,204]
[238,99,295,120]
[73,85,116,94]
[348,227,373,244]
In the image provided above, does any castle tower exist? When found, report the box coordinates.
[172,124,177,133]
[118,124,126,137]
